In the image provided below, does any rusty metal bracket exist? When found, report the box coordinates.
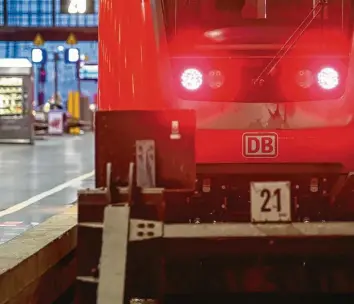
[136,140,156,188]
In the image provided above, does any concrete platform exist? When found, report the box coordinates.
[0,205,78,304]
[0,133,94,244]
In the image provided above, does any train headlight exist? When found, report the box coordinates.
[317,67,339,90]
[181,68,203,91]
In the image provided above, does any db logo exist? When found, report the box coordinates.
[242,132,278,158]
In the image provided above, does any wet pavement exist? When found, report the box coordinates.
[0,132,94,244]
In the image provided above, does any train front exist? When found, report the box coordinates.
[162,0,354,225]
[88,0,354,297]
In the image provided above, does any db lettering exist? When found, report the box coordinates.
[243,133,278,157]
[248,137,274,154]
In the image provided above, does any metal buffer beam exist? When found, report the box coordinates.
[92,201,354,304]
[81,202,354,240]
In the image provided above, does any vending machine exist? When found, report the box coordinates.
[0,58,34,144]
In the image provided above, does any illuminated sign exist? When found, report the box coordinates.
[60,0,95,14]
[64,48,80,63]
[79,64,98,81]
[31,48,47,64]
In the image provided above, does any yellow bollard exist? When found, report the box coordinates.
[67,91,81,135]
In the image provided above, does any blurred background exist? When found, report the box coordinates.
[0,0,98,105]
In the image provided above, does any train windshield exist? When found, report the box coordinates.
[162,0,351,47]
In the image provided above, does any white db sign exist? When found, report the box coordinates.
[242,132,278,158]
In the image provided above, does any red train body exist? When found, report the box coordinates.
[73,0,354,299]
[165,0,354,168]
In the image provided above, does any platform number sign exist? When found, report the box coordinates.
[250,181,291,223]
[60,0,95,14]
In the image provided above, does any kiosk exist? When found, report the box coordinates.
[0,58,34,144]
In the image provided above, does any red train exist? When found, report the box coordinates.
[81,0,354,298]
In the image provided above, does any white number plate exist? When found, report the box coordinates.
[250,181,291,223]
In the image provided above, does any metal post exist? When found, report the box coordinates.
[54,52,59,103]
[76,60,81,122]
[37,66,42,107]
[76,60,81,97]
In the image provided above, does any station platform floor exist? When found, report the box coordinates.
[0,132,94,244]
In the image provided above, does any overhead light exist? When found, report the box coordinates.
[64,47,80,63]
[31,48,47,64]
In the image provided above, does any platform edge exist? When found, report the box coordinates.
[0,204,78,304]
